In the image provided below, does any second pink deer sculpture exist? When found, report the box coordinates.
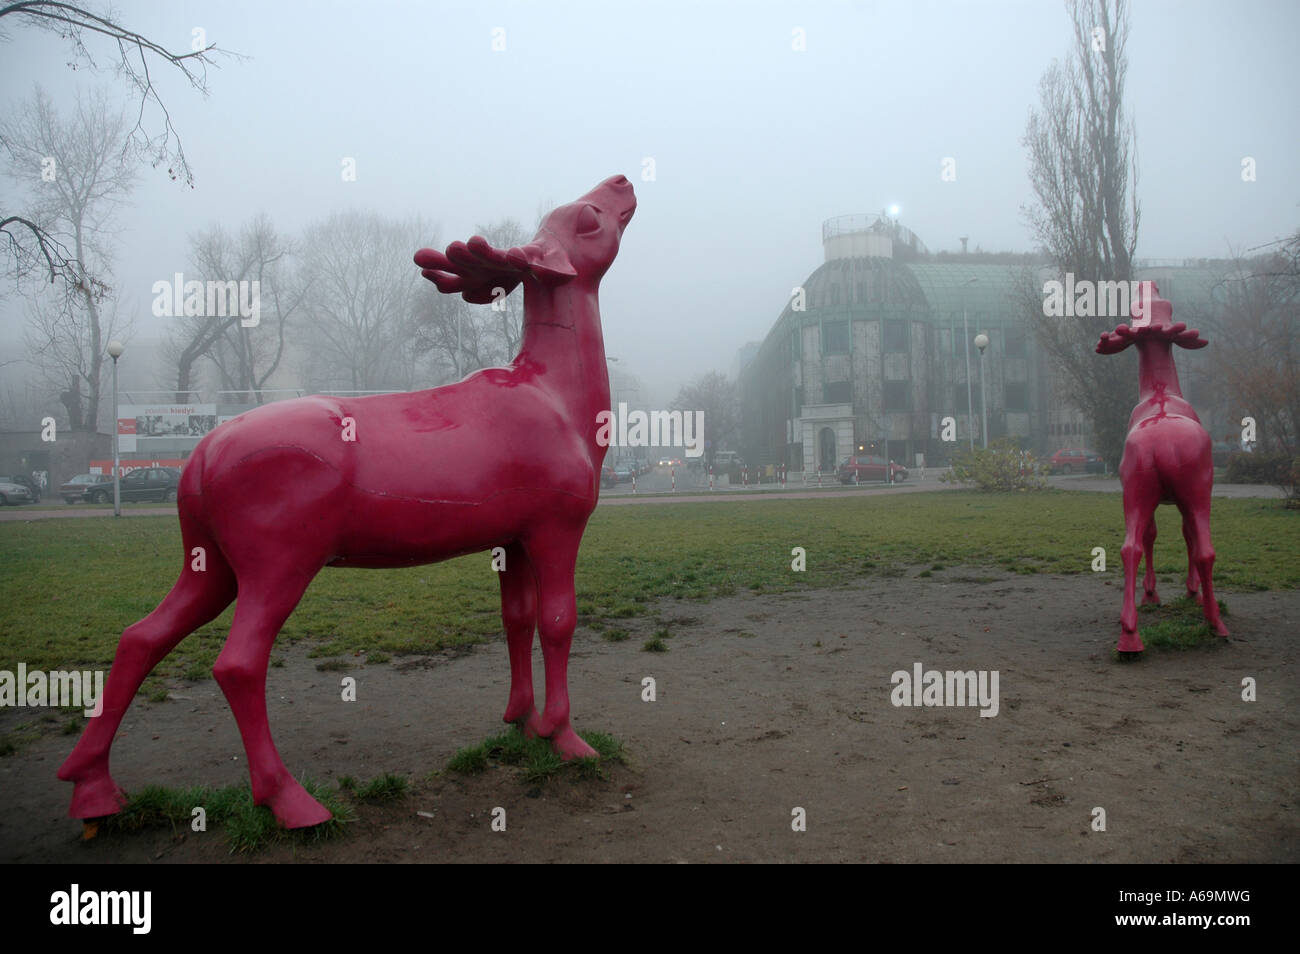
[1096,280,1229,653]
[59,175,636,828]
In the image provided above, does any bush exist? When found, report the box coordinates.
[1224,451,1300,508]
[1224,451,1291,484]
[942,438,1048,492]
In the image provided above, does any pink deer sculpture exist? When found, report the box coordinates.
[1096,280,1229,653]
[59,175,636,829]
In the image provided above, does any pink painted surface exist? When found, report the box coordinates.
[60,176,635,828]
[1096,281,1229,653]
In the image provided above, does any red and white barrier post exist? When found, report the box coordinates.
[671,467,676,492]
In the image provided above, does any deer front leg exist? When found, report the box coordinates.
[1141,520,1160,605]
[529,537,597,760]
[498,542,541,733]
[213,573,332,829]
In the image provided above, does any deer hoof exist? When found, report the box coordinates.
[66,774,127,821]
[1117,630,1145,654]
[262,778,333,829]
[548,725,598,761]
[1141,591,1160,606]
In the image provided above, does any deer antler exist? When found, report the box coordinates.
[414,235,576,304]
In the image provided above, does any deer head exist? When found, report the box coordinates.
[414,175,636,305]
[1096,280,1208,354]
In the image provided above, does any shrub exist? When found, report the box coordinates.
[942,438,1048,492]
[1225,452,1300,508]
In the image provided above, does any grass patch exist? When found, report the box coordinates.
[448,725,627,783]
[103,778,354,853]
[2,492,1295,674]
[601,628,630,642]
[642,635,668,652]
[1136,596,1230,651]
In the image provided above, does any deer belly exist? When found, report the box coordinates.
[327,487,589,568]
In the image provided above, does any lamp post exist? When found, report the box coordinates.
[974,333,989,450]
[961,277,979,451]
[107,340,124,517]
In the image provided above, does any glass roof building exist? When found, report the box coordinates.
[738,214,1225,473]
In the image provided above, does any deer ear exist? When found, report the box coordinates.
[515,242,577,285]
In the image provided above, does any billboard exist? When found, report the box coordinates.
[117,404,217,452]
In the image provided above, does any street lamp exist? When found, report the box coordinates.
[961,277,979,451]
[107,340,124,517]
[974,333,989,450]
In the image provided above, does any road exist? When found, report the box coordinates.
[1,470,1283,521]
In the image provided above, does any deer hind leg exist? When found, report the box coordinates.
[59,540,236,820]
[1119,487,1159,653]
[498,542,542,732]
[1180,512,1202,603]
[527,530,597,760]
[213,568,330,828]
[1180,501,1229,637]
[1141,519,1160,605]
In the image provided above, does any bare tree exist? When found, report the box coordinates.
[296,211,428,393]
[0,1,232,292]
[411,218,529,382]
[3,86,136,430]
[1022,0,1140,466]
[673,371,739,468]
[162,215,301,403]
[1189,232,1300,457]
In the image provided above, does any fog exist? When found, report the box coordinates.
[2,0,1297,407]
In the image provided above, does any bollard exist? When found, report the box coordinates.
[709,468,714,491]
[671,467,676,492]
[632,472,636,494]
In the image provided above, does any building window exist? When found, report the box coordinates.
[884,380,910,410]
[822,320,849,355]
[1004,329,1025,357]
[1005,381,1028,411]
[883,322,909,353]
[824,381,851,404]
[954,383,981,413]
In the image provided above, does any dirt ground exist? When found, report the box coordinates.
[1,570,1295,863]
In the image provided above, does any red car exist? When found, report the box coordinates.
[838,455,908,483]
[1048,448,1104,474]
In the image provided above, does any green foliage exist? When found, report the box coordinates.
[2,492,1296,676]
[103,778,354,853]
[448,724,627,783]
[1226,453,1300,507]
[943,438,1048,492]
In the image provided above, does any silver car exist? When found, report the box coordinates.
[0,479,33,505]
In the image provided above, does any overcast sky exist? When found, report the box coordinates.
[3,0,1297,405]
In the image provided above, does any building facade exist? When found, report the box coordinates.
[740,214,1225,472]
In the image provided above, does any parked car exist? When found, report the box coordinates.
[601,465,616,489]
[0,474,41,503]
[81,467,182,503]
[838,455,908,483]
[1047,448,1105,474]
[0,478,34,505]
[613,462,636,483]
[59,473,113,503]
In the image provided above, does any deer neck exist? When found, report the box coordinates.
[1135,339,1184,404]
[517,280,611,453]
